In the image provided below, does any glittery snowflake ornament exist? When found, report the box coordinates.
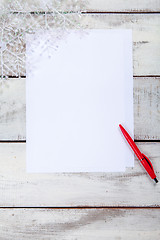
[0,0,87,79]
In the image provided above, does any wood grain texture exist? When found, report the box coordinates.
[1,0,160,12]
[0,142,159,207]
[0,208,160,240]
[0,1,159,236]
[1,14,160,76]
[0,78,26,140]
[134,77,160,140]
[86,0,160,12]
[0,77,159,141]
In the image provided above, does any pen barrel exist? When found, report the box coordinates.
[119,124,143,160]
[127,137,143,160]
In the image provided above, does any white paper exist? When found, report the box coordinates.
[26,29,134,173]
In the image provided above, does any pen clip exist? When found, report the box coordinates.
[141,153,153,171]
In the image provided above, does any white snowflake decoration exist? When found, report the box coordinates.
[0,0,87,79]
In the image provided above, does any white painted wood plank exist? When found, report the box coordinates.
[0,78,26,140]
[0,14,160,76]
[1,0,160,12]
[0,208,160,239]
[0,142,159,207]
[0,77,159,140]
[134,77,160,140]
[87,0,160,12]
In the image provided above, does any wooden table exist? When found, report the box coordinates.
[0,1,160,239]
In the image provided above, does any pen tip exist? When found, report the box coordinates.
[154,178,158,183]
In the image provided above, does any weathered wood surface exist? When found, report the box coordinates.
[1,0,160,12]
[86,0,160,12]
[0,0,159,237]
[1,14,160,76]
[0,142,159,207]
[0,78,26,140]
[134,77,160,140]
[0,208,160,239]
[0,77,159,141]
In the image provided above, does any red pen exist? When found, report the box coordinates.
[119,124,158,183]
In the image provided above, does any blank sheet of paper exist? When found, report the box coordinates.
[26,30,134,173]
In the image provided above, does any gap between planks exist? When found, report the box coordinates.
[1,75,160,78]
[0,140,160,143]
[6,11,160,14]
[81,12,160,14]
[0,206,160,209]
